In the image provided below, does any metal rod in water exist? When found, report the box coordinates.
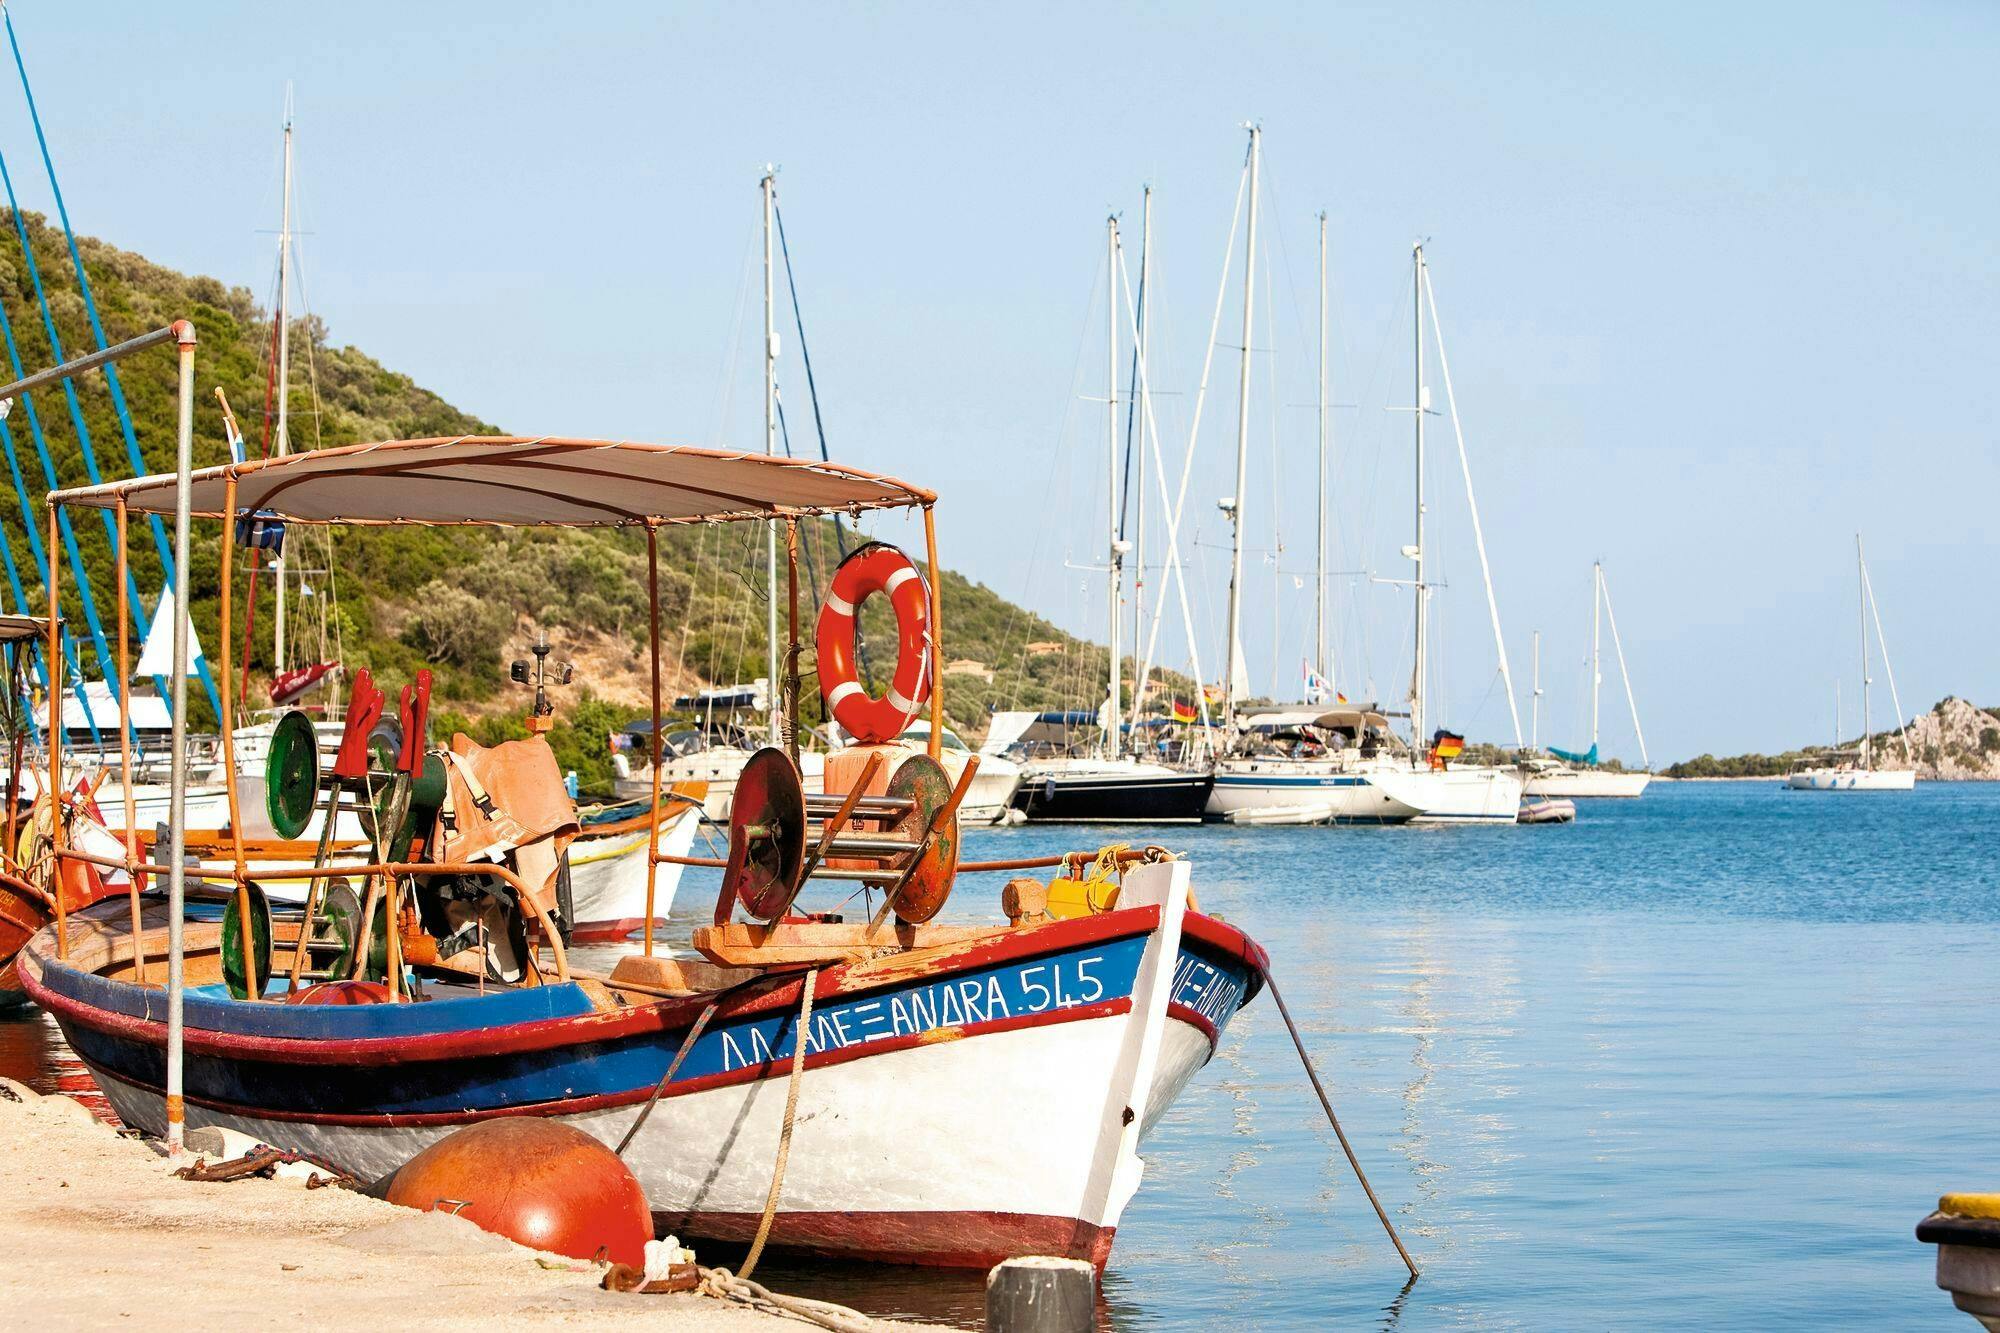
[1261,965,1420,1279]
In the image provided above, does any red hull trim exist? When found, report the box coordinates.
[25,905,1162,1068]
[1165,1002,1221,1049]
[663,1206,1116,1273]
[565,916,657,944]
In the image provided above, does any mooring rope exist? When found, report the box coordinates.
[737,965,818,1281]
[697,1265,875,1332]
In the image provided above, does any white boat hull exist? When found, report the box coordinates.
[619,749,825,822]
[1363,763,1525,824]
[62,861,1247,1270]
[564,809,700,942]
[1786,768,1917,791]
[1206,762,1420,824]
[1521,768,1651,799]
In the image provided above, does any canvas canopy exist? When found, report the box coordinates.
[50,436,935,527]
[1238,706,1390,732]
[0,613,49,642]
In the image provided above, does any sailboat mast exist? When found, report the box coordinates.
[1410,243,1427,752]
[1131,186,1151,721]
[762,168,781,746]
[1531,629,1541,751]
[1857,533,1870,770]
[1316,210,1329,701]
[1591,561,1602,754]
[1222,126,1259,729]
[1105,214,1124,760]
[272,93,294,674]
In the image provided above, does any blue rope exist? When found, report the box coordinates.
[0,517,42,742]
[4,10,220,724]
[1116,247,1148,543]
[0,414,79,740]
[0,199,117,743]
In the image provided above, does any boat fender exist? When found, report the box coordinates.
[382,1118,652,1267]
[814,542,931,744]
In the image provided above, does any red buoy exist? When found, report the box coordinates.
[382,1118,652,1266]
[286,980,391,1006]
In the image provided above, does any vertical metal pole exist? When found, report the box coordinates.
[1591,562,1602,757]
[1132,186,1151,717]
[218,473,253,998]
[166,319,197,1154]
[1410,243,1427,753]
[784,517,800,766]
[1222,126,1259,732]
[43,502,64,960]
[115,498,145,983]
[644,525,662,958]
[1316,209,1329,700]
[922,506,943,761]
[1857,534,1869,770]
[1530,629,1541,753]
[5,650,20,876]
[761,169,781,747]
[272,93,295,676]
[1104,214,1122,760]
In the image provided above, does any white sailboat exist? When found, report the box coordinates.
[1204,180,1429,824]
[1521,563,1652,798]
[1005,211,1213,825]
[1786,535,1916,791]
[1353,243,1523,823]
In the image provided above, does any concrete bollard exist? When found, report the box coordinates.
[986,1255,1094,1332]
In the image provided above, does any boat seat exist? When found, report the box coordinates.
[607,952,763,996]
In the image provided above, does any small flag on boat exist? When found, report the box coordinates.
[1171,699,1198,724]
[1202,683,1224,704]
[234,510,285,553]
[1337,691,1348,704]
[1430,729,1465,760]
[1303,661,1332,703]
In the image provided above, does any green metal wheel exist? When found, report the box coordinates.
[263,709,320,840]
[221,881,272,1000]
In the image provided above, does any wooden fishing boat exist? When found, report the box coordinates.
[17,427,1266,1272]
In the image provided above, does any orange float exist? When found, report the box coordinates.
[815,543,931,744]
[382,1118,652,1266]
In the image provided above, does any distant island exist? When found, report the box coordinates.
[1666,697,2000,780]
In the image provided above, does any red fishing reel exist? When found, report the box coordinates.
[716,746,963,927]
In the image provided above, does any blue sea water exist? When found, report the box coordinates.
[6,779,1994,1328]
[753,780,2000,1327]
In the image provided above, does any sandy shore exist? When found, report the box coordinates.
[0,1079,911,1330]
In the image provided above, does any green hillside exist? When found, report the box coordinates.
[0,212,1187,793]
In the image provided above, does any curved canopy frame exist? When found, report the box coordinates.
[50,435,935,528]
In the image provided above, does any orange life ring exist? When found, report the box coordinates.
[815,543,931,745]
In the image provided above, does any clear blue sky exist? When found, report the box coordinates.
[7,1,1995,762]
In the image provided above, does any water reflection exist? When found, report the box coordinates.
[4,783,1999,1327]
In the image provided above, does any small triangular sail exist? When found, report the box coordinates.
[134,587,205,679]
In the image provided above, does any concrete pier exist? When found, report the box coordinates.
[0,1079,910,1329]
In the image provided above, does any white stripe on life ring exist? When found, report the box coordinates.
[883,566,920,596]
[886,686,918,714]
[827,680,866,707]
[824,591,856,618]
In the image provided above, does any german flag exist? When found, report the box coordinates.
[1171,699,1198,724]
[1431,729,1465,760]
